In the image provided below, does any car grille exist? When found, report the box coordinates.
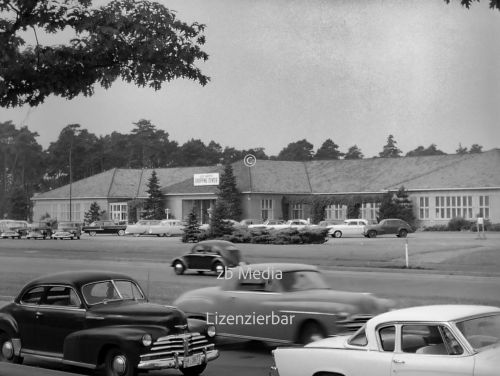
[338,314,373,332]
[140,333,215,361]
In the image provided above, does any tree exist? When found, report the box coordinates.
[217,164,242,220]
[182,207,201,243]
[378,135,402,158]
[172,139,214,166]
[344,145,364,160]
[405,144,446,157]
[209,201,233,238]
[456,143,468,154]
[314,139,344,160]
[84,201,103,224]
[444,0,499,11]
[378,186,416,226]
[141,170,164,219]
[469,144,483,153]
[0,0,209,107]
[277,139,314,161]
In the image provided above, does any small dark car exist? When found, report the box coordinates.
[82,220,128,236]
[363,218,413,238]
[51,221,82,240]
[171,240,245,276]
[0,271,218,376]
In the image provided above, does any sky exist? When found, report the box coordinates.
[1,0,499,158]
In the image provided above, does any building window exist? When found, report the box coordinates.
[261,199,273,220]
[110,203,128,222]
[479,196,490,219]
[291,203,303,219]
[361,202,380,221]
[419,197,429,219]
[325,204,345,220]
[435,196,472,219]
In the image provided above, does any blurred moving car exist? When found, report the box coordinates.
[0,270,218,376]
[82,220,127,236]
[363,218,413,238]
[124,219,161,236]
[328,219,369,238]
[171,240,245,275]
[26,221,53,239]
[174,263,394,344]
[148,219,185,237]
[0,220,29,239]
[270,305,500,376]
[51,222,82,240]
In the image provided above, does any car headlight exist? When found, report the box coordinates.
[141,334,153,346]
[206,325,216,338]
[336,311,350,320]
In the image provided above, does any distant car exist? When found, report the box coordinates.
[248,219,286,230]
[171,240,245,275]
[328,219,369,238]
[82,220,127,236]
[51,222,82,240]
[239,219,263,226]
[0,220,29,239]
[200,219,245,232]
[26,221,53,239]
[124,219,161,236]
[363,218,413,238]
[270,305,500,376]
[0,270,219,376]
[174,263,394,344]
[318,219,343,227]
[148,219,185,237]
[268,219,313,230]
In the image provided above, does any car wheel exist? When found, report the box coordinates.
[89,231,97,237]
[398,229,408,238]
[333,231,342,238]
[367,230,377,238]
[180,364,207,376]
[173,261,185,275]
[103,348,135,376]
[0,332,23,364]
[213,262,224,276]
[117,230,125,236]
[298,321,325,344]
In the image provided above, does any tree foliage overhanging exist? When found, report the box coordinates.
[0,0,209,107]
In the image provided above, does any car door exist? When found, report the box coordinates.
[184,245,209,269]
[380,220,397,235]
[13,285,45,351]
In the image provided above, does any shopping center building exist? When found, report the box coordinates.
[31,149,500,226]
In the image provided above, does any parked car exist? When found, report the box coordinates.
[174,263,394,344]
[82,220,127,236]
[266,219,313,230]
[51,222,82,240]
[124,219,161,236]
[171,240,245,275]
[239,219,263,226]
[148,219,185,237]
[328,219,369,238]
[0,270,218,376]
[26,221,53,239]
[0,220,29,239]
[248,219,286,230]
[363,218,413,238]
[318,219,343,227]
[270,304,500,376]
[199,219,245,232]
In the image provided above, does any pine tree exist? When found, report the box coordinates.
[217,164,242,220]
[84,202,103,224]
[142,170,164,219]
[378,186,416,225]
[378,135,402,158]
[209,201,233,238]
[182,208,201,242]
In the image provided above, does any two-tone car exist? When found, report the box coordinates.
[124,220,161,236]
[327,219,369,238]
[270,305,500,376]
[82,220,128,236]
[174,263,394,344]
[148,219,185,237]
[0,271,218,376]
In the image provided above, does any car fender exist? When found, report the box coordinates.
[210,256,228,269]
[171,257,187,268]
[0,312,19,338]
[63,325,168,367]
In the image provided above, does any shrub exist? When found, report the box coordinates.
[208,227,329,244]
[447,217,473,231]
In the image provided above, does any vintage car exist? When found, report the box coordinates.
[148,219,185,237]
[174,263,394,344]
[171,240,245,275]
[248,219,286,230]
[51,222,82,240]
[82,220,128,236]
[363,218,413,238]
[124,219,162,236]
[26,221,53,239]
[0,271,218,376]
[0,220,30,239]
[270,304,500,376]
[266,219,315,231]
[327,219,369,238]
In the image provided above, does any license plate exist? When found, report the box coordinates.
[183,353,203,368]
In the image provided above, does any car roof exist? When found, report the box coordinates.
[195,240,237,247]
[24,270,136,289]
[237,263,318,273]
[368,305,500,327]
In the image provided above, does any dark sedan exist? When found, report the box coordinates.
[0,271,218,376]
[82,220,127,236]
[363,218,413,238]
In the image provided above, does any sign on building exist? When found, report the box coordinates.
[193,173,220,186]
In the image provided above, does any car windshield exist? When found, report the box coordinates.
[279,271,329,292]
[455,313,500,350]
[82,279,145,305]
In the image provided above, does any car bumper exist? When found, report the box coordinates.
[137,348,219,370]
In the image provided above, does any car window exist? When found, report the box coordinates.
[279,271,329,292]
[401,325,437,353]
[20,286,45,305]
[82,281,120,305]
[348,326,368,346]
[456,313,500,350]
[348,222,357,226]
[236,277,266,292]
[114,280,145,300]
[43,286,81,307]
[379,325,396,352]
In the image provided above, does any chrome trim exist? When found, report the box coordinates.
[11,339,21,356]
[62,359,97,369]
[216,332,292,344]
[137,349,219,370]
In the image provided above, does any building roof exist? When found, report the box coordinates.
[32,149,500,200]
